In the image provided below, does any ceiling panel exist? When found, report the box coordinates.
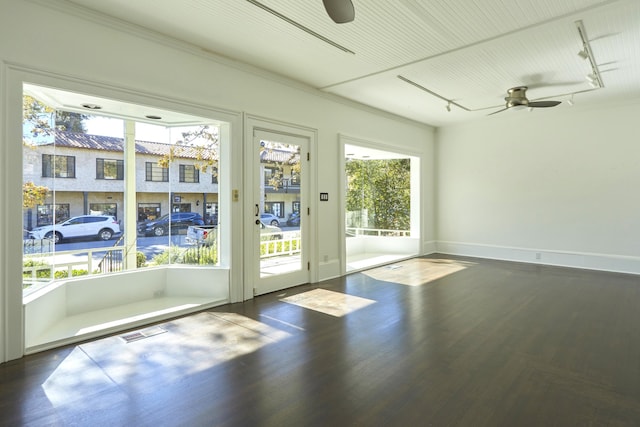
[56,0,640,126]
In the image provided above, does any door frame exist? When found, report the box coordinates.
[243,115,317,299]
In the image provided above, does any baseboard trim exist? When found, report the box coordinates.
[422,240,437,255]
[436,241,640,276]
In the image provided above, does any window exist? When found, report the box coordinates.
[292,201,300,214]
[265,201,284,218]
[138,203,161,221]
[36,204,70,226]
[90,203,117,218]
[211,167,218,184]
[145,162,169,182]
[22,84,227,354]
[42,154,75,178]
[96,158,124,180]
[179,164,199,183]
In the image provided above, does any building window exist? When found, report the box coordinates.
[292,201,300,214]
[36,204,70,226]
[138,203,161,222]
[145,162,169,182]
[265,201,284,218]
[42,154,75,178]
[179,165,199,183]
[90,203,117,218]
[96,159,124,180]
[211,167,218,184]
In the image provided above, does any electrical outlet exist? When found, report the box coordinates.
[535,252,541,260]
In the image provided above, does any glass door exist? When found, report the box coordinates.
[252,129,309,295]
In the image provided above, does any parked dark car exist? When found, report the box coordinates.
[286,212,300,226]
[137,212,204,236]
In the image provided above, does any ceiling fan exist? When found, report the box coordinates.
[489,86,562,115]
[323,0,355,23]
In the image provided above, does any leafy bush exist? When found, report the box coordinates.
[150,245,184,265]
[136,251,147,267]
[182,245,218,264]
[150,244,218,266]
[54,269,90,279]
[23,259,51,279]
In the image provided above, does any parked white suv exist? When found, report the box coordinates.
[28,215,121,244]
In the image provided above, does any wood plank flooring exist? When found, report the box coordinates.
[2,255,640,426]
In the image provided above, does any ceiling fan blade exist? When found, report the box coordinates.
[323,0,355,23]
[488,108,509,116]
[529,100,562,108]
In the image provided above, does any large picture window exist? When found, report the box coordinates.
[42,154,75,178]
[21,82,227,355]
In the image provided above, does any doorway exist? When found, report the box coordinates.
[246,123,311,296]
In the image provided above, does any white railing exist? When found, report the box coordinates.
[261,231,301,258]
[345,227,411,237]
[23,246,126,289]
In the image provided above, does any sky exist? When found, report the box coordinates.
[85,116,169,143]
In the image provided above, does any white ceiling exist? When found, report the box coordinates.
[61,0,640,126]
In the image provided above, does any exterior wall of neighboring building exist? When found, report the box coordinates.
[22,140,221,229]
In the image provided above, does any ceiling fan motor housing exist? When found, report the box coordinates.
[505,86,530,108]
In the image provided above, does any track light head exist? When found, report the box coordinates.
[446,101,451,112]
[578,49,589,60]
[586,74,599,88]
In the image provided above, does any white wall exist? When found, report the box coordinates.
[437,100,640,273]
[0,0,435,362]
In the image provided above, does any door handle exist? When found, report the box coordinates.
[255,204,259,217]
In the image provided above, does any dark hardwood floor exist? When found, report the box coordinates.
[2,255,640,426]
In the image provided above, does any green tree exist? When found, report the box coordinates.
[23,95,88,136]
[346,158,411,231]
[22,181,49,209]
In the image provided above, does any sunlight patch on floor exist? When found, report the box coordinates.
[363,258,476,286]
[42,312,291,408]
[281,288,376,317]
